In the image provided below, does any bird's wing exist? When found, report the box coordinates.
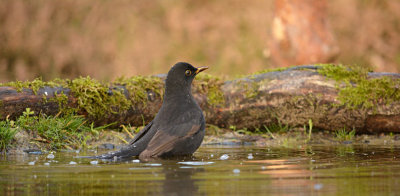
[139,120,202,158]
[129,121,154,145]
[85,121,154,159]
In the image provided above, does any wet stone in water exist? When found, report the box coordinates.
[220,154,229,160]
[90,160,99,165]
[233,169,240,173]
[47,153,55,159]
[178,161,214,166]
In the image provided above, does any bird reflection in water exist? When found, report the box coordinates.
[161,161,204,196]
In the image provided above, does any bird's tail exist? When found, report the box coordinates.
[77,144,142,160]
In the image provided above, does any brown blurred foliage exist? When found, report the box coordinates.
[330,0,400,73]
[269,0,340,66]
[0,0,399,82]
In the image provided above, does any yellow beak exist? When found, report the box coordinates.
[195,66,209,74]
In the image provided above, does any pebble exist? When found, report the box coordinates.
[261,166,266,170]
[145,163,162,166]
[69,161,77,165]
[178,161,214,166]
[98,143,115,150]
[90,160,99,165]
[44,162,50,166]
[342,141,352,144]
[28,161,35,166]
[247,153,254,159]
[220,154,229,160]
[233,169,240,174]
[314,183,323,190]
[24,149,43,155]
[47,153,55,159]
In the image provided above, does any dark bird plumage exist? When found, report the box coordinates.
[92,62,207,160]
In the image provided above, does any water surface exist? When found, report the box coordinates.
[1,145,400,195]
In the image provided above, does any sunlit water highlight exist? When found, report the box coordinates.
[1,145,400,195]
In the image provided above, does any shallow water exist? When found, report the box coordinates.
[1,145,400,195]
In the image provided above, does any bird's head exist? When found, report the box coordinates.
[165,62,208,97]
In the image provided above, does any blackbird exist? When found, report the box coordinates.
[93,62,207,160]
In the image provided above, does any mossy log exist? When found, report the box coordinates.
[0,65,399,133]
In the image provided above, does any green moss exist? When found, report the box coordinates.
[254,65,326,76]
[69,76,131,118]
[194,73,225,106]
[115,76,164,106]
[244,81,260,99]
[317,64,369,81]
[255,67,288,75]
[207,86,225,106]
[318,64,400,109]
[49,91,76,114]
[0,81,23,92]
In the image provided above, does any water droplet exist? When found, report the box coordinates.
[233,169,240,173]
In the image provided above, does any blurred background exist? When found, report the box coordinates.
[0,0,399,82]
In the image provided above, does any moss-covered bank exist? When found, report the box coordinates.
[1,64,400,146]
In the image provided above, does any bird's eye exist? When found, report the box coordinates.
[185,70,192,76]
